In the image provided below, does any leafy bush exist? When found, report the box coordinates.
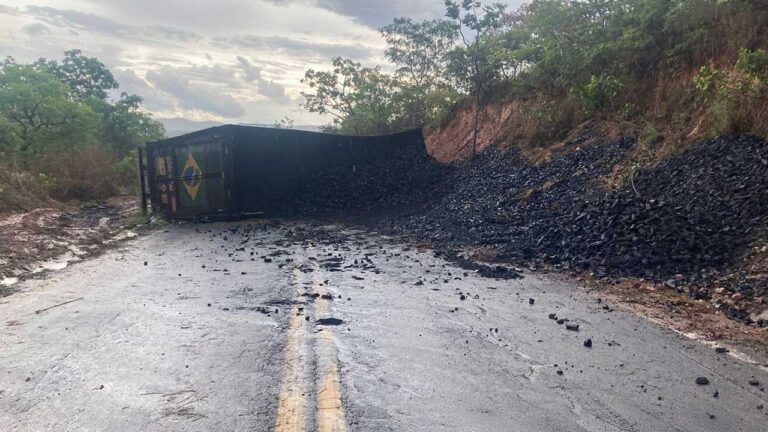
[692,49,768,135]
[735,48,768,81]
[576,75,624,114]
[36,173,55,189]
[692,66,728,102]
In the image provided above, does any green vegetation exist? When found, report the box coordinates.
[692,48,768,135]
[302,58,405,134]
[576,75,624,115]
[302,0,768,156]
[0,50,164,202]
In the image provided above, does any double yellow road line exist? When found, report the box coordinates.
[275,263,347,432]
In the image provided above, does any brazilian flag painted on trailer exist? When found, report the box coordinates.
[175,143,216,208]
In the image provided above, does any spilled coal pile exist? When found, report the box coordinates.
[377,134,768,324]
[285,139,451,217]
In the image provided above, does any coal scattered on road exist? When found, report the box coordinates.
[377,134,768,325]
[317,318,344,326]
[565,323,580,331]
[433,249,523,279]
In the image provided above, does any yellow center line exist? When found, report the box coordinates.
[274,267,309,432]
[313,274,348,432]
[274,255,347,432]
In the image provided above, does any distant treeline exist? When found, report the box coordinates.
[302,0,768,153]
[0,50,165,200]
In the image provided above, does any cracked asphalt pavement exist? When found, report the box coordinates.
[1,221,766,431]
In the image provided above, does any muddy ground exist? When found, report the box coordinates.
[0,197,143,293]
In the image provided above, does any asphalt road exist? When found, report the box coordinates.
[1,221,766,431]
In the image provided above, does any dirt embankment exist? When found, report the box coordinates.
[426,103,516,162]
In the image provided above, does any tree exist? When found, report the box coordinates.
[100,93,165,157]
[0,51,165,199]
[490,11,536,81]
[301,57,404,134]
[380,18,459,126]
[381,18,456,87]
[33,50,164,158]
[35,49,118,101]
[0,115,21,158]
[381,19,456,100]
[0,63,98,159]
[444,0,507,158]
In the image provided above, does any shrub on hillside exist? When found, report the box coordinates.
[692,48,768,136]
[576,75,624,115]
[35,145,121,201]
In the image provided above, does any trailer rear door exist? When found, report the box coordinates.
[151,139,229,217]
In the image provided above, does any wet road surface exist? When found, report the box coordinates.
[1,221,766,431]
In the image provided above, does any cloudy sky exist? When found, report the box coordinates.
[0,1,525,126]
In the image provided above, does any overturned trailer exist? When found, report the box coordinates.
[139,125,435,220]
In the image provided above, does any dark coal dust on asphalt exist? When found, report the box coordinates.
[1,221,766,431]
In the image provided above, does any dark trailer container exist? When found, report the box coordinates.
[142,125,432,220]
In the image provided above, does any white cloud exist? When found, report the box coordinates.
[237,56,262,82]
[0,0,528,124]
[236,56,291,105]
[146,67,246,118]
[21,22,50,36]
